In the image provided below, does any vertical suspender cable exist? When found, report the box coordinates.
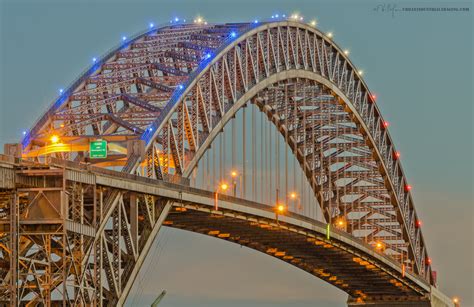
[252,103,256,201]
[285,84,289,211]
[242,106,246,198]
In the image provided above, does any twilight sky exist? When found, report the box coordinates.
[0,0,472,306]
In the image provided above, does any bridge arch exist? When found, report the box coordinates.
[20,19,436,305]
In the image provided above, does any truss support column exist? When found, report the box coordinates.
[9,192,19,307]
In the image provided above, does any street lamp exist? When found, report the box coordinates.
[374,241,386,252]
[275,203,286,223]
[214,182,229,210]
[289,192,301,210]
[335,217,346,231]
[230,170,240,197]
[50,135,60,144]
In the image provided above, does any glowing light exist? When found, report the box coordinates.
[426,257,432,265]
[22,130,27,135]
[358,69,364,76]
[277,204,285,213]
[122,36,127,41]
[149,22,155,28]
[220,183,229,191]
[299,16,304,21]
[405,184,412,192]
[148,127,153,132]
[60,124,65,128]
[174,17,179,22]
[416,220,422,228]
[50,135,60,144]
[310,20,317,26]
[271,15,275,19]
[254,20,259,24]
[231,170,238,178]
[383,121,390,128]
[290,14,299,20]
[230,31,237,38]
[375,241,385,250]
[92,57,97,63]
[453,297,459,304]
[290,192,297,199]
[282,14,286,17]
[195,17,204,24]
[327,32,333,38]
[370,93,377,101]
[394,151,401,159]
[59,88,64,94]
[343,49,350,55]
[205,53,212,59]
[178,84,184,90]
[275,14,279,18]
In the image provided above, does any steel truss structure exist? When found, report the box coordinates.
[1,19,444,306]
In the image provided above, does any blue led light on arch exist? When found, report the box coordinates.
[178,84,184,90]
[122,36,127,41]
[205,53,212,59]
[230,31,237,38]
[149,22,155,28]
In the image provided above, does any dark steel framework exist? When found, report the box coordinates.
[2,18,435,305]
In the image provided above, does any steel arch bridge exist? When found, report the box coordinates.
[0,18,453,306]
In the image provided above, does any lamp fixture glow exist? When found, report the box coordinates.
[231,170,238,178]
[277,204,285,213]
[92,57,97,63]
[230,31,237,38]
[358,70,364,76]
[220,183,229,191]
[343,49,350,55]
[149,22,155,28]
[50,135,60,144]
[290,192,297,199]
[122,36,127,41]
[327,32,333,38]
[59,88,64,94]
[310,20,317,26]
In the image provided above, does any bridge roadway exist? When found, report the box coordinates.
[0,155,453,306]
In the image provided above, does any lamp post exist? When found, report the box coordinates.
[289,192,301,211]
[230,170,240,197]
[214,182,229,210]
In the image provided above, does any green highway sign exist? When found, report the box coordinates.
[89,140,107,158]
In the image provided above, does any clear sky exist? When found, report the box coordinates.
[0,0,472,306]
